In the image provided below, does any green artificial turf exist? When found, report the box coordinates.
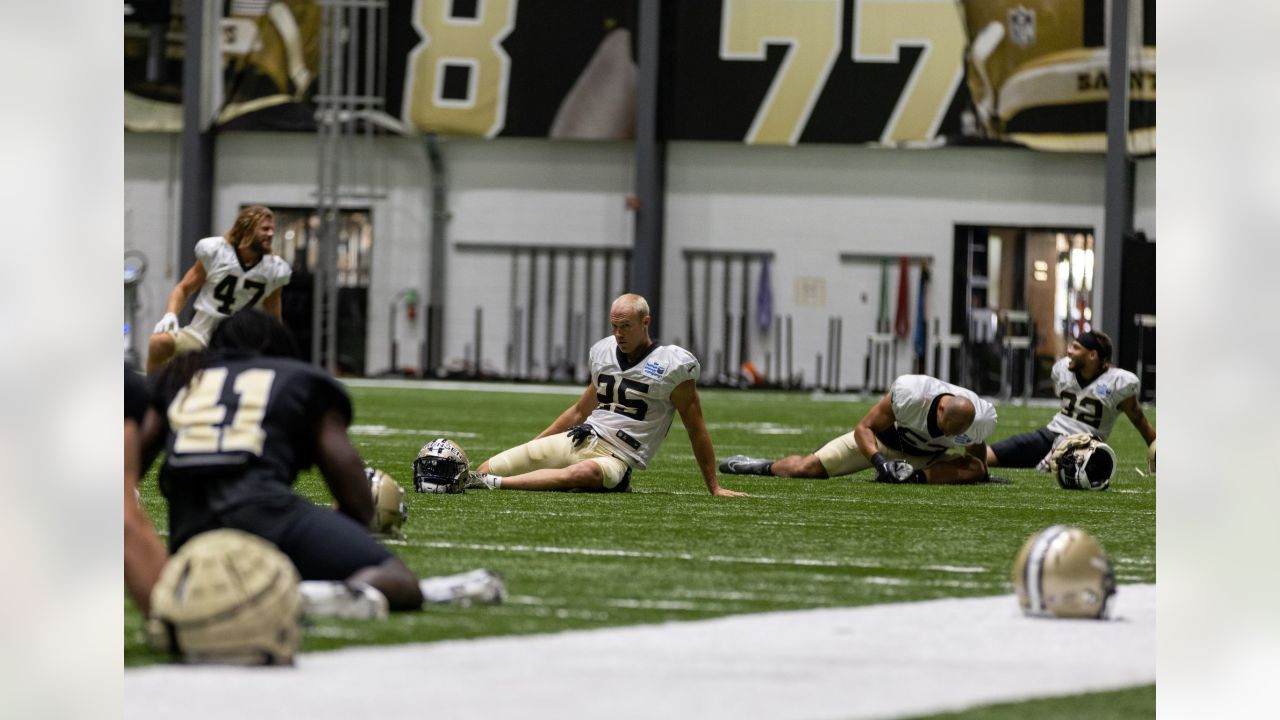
[126,382,1156,719]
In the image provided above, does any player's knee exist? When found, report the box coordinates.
[955,456,987,481]
[148,332,174,356]
[477,460,491,474]
[568,461,604,487]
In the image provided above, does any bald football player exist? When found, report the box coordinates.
[721,375,998,485]
[468,294,746,497]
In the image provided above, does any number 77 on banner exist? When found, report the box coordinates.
[720,0,966,146]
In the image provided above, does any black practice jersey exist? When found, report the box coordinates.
[125,366,149,423]
[151,354,352,513]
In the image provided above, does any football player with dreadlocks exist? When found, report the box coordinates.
[986,330,1156,473]
[141,309,504,620]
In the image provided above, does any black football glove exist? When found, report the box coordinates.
[871,453,915,483]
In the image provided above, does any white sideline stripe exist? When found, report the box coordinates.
[409,540,884,569]
[348,424,479,438]
[125,584,1155,720]
[342,378,583,395]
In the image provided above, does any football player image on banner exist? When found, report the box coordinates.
[124,1,1154,150]
[957,0,1156,153]
[124,0,324,132]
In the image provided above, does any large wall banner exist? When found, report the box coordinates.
[123,0,1154,153]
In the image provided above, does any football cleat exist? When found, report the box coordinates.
[365,466,408,537]
[413,438,469,494]
[419,568,507,607]
[1012,525,1116,619]
[464,472,501,490]
[718,455,773,476]
[298,580,390,621]
[1050,433,1117,491]
[146,529,301,665]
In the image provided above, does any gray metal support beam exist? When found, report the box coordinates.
[178,0,215,283]
[424,135,448,376]
[631,0,665,336]
[1101,0,1133,340]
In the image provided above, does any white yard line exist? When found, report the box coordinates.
[126,584,1154,720]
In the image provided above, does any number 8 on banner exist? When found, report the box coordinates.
[404,0,516,137]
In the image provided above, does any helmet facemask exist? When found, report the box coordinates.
[1052,434,1117,491]
[413,438,469,494]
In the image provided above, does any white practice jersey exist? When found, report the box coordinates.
[585,338,700,469]
[885,375,997,455]
[1046,357,1139,441]
[187,237,292,344]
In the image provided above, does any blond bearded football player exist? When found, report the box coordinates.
[146,205,291,373]
[986,330,1156,471]
[721,375,998,485]
[468,294,747,497]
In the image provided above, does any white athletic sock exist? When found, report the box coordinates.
[298,580,389,620]
[419,569,506,606]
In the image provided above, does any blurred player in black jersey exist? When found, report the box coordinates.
[125,365,167,614]
[141,310,503,619]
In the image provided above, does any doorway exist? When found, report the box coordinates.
[952,225,1096,397]
[268,206,374,375]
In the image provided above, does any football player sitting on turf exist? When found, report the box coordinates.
[140,309,504,620]
[146,205,291,374]
[467,293,747,497]
[985,330,1156,473]
[720,375,998,485]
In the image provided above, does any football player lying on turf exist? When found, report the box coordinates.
[140,309,505,620]
[720,375,998,485]
[985,330,1156,473]
[466,293,746,497]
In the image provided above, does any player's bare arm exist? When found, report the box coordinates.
[534,383,600,440]
[965,442,990,463]
[314,409,374,525]
[853,394,896,460]
[125,416,168,614]
[165,260,207,314]
[1119,396,1156,446]
[261,287,284,318]
[672,380,746,497]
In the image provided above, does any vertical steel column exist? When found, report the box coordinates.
[631,0,665,334]
[179,0,215,281]
[424,135,448,376]
[1101,0,1133,340]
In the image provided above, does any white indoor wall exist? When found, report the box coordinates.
[125,132,1150,386]
[663,143,1108,388]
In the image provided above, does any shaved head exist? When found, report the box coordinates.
[610,293,649,320]
[609,294,652,356]
[939,396,976,436]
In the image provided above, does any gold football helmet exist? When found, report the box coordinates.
[146,529,301,665]
[1013,525,1116,619]
[366,467,408,537]
[957,0,1155,152]
[413,438,470,494]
